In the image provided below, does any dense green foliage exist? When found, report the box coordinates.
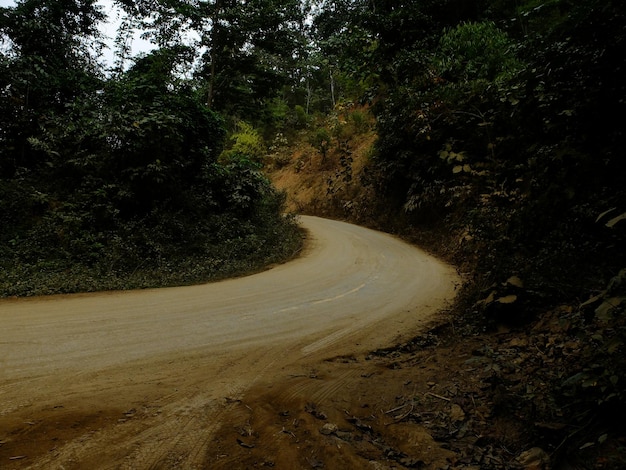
[312,0,626,465]
[0,0,300,296]
[315,0,625,298]
[3,0,621,300]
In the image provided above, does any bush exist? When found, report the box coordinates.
[0,47,301,297]
[294,105,309,128]
[220,121,267,164]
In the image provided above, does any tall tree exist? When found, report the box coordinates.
[115,0,308,119]
[0,0,104,176]
[196,0,306,117]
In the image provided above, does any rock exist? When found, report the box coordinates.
[319,423,338,435]
[305,403,327,420]
[516,447,550,470]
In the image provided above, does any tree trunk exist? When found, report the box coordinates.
[206,0,222,108]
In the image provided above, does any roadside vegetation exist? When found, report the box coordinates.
[0,0,302,296]
[1,0,625,467]
[267,0,626,467]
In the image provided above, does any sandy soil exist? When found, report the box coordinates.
[0,216,459,469]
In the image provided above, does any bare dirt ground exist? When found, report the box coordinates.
[0,216,460,469]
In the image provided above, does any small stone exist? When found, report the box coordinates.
[319,423,338,436]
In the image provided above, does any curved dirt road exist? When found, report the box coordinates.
[0,216,458,469]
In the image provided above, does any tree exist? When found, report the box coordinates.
[437,21,523,84]
[0,0,104,176]
[356,0,625,302]
[196,0,307,118]
[1,0,301,296]
[115,0,308,119]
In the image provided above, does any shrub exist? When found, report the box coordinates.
[220,121,267,164]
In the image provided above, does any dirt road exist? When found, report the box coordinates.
[0,216,458,469]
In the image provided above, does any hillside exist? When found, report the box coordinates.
[269,109,376,221]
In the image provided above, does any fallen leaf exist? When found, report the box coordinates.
[505,276,524,288]
[606,211,626,228]
[496,295,517,304]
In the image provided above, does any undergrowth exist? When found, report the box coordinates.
[0,212,302,298]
